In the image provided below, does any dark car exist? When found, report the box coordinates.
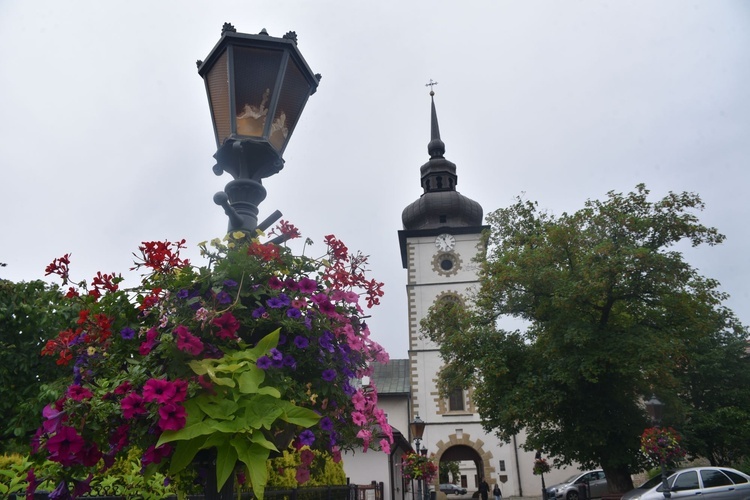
[441,484,468,495]
[546,470,609,500]
[620,467,750,500]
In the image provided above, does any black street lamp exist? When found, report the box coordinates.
[197,23,321,235]
[645,395,671,499]
[410,416,427,500]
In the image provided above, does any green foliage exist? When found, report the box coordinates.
[265,449,346,489]
[0,452,187,497]
[157,328,321,496]
[0,280,76,453]
[422,185,748,493]
[439,461,460,483]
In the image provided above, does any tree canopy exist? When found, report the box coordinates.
[0,279,76,453]
[422,185,749,493]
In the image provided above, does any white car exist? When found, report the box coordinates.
[621,467,750,500]
[546,470,609,500]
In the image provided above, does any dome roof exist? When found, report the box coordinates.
[401,90,483,230]
[402,190,483,230]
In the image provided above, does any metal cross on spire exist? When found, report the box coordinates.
[425,79,438,95]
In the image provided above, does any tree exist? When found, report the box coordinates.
[422,185,747,494]
[0,279,75,452]
[439,460,460,483]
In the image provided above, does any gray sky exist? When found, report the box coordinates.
[1,1,749,359]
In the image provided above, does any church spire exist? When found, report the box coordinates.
[427,90,445,158]
[400,87,483,231]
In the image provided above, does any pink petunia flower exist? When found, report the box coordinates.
[143,378,177,404]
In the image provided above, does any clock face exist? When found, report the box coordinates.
[435,233,455,252]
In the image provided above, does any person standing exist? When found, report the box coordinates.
[493,483,502,500]
[480,479,490,500]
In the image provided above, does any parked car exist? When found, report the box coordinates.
[620,471,675,500]
[441,484,468,495]
[621,467,750,500]
[546,470,608,500]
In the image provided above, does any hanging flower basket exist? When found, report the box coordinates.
[533,458,550,476]
[30,226,392,499]
[401,453,438,482]
[640,427,686,465]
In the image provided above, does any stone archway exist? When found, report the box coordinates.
[431,433,495,493]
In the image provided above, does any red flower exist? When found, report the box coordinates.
[212,312,240,340]
[175,325,204,355]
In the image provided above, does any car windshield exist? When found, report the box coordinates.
[637,476,666,489]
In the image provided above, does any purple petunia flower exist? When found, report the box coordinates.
[318,331,334,352]
[216,291,232,304]
[343,382,356,396]
[299,429,315,446]
[256,356,272,370]
[269,348,283,361]
[322,369,337,382]
[267,297,285,309]
[320,417,334,432]
[120,327,136,340]
[283,354,297,368]
[177,289,189,299]
[286,308,302,319]
[223,279,237,288]
[294,336,309,349]
[252,306,266,318]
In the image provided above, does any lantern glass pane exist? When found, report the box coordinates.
[206,51,231,146]
[233,46,284,139]
[269,58,311,151]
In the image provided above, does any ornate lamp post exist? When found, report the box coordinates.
[195,24,319,499]
[645,395,671,499]
[197,23,321,235]
[410,416,427,500]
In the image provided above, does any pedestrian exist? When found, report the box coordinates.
[493,483,502,500]
[480,479,490,500]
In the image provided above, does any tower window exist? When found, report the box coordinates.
[448,387,465,411]
[437,176,443,189]
[440,258,453,271]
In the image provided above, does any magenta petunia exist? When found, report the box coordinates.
[296,466,311,484]
[121,393,147,419]
[174,325,204,355]
[143,378,177,404]
[158,402,186,431]
[298,277,318,294]
[47,426,85,466]
[66,385,93,401]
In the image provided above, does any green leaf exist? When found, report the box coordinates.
[157,420,215,446]
[281,402,322,427]
[235,441,272,500]
[196,396,239,420]
[169,436,207,473]
[215,441,239,491]
[237,366,265,394]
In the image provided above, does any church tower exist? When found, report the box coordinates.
[398,89,510,491]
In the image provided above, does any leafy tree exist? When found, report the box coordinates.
[678,317,750,466]
[0,280,75,452]
[439,460,460,483]
[422,185,747,494]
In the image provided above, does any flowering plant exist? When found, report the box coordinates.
[640,427,686,465]
[532,458,550,475]
[401,452,438,482]
[32,225,391,499]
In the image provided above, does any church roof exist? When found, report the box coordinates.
[370,358,410,395]
[401,90,483,231]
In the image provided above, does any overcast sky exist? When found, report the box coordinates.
[1,1,749,359]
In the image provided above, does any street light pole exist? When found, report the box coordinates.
[421,446,430,500]
[410,416,427,500]
[645,395,670,500]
